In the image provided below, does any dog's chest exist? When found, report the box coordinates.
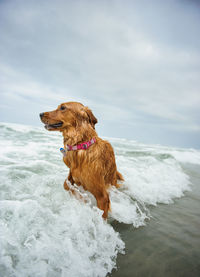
[63,150,86,168]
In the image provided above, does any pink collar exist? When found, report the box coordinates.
[66,137,96,151]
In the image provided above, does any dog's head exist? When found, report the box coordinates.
[40,102,97,131]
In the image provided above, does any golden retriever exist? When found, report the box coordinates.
[40,102,124,219]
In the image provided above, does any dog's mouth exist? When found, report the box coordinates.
[45,122,63,130]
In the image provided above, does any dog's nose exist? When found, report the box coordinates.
[40,113,44,119]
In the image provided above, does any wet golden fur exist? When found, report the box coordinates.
[40,102,124,218]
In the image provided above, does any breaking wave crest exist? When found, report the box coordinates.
[0,122,198,277]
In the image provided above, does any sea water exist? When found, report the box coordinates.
[0,122,199,277]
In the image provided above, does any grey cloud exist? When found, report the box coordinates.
[0,0,200,148]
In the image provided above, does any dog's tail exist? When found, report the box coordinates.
[116,171,124,182]
[114,171,124,188]
[108,198,111,212]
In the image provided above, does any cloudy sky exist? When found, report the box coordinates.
[0,0,200,148]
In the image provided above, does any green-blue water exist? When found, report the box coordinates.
[111,163,200,277]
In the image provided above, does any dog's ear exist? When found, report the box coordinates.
[85,107,98,129]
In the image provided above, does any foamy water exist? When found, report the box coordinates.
[0,122,199,277]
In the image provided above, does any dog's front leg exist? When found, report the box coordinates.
[63,174,84,201]
[63,171,74,190]
[63,179,71,191]
[68,170,74,185]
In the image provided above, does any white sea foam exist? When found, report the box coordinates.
[0,175,124,277]
[0,122,197,276]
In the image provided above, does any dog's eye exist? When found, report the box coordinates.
[60,106,66,111]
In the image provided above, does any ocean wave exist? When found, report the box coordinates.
[0,122,198,276]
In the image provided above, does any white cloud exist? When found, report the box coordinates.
[0,0,200,147]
